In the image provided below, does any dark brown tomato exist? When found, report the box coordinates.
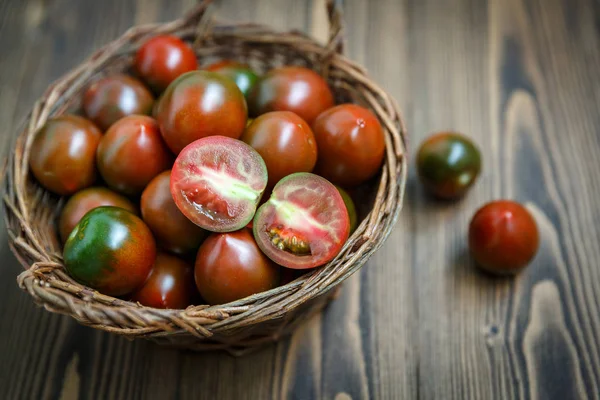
[97,115,173,195]
[83,74,154,131]
[247,66,334,124]
[469,200,539,275]
[29,115,102,195]
[134,35,198,93]
[155,71,247,154]
[194,228,280,305]
[131,252,196,309]
[313,104,385,187]
[241,111,317,188]
[141,170,208,255]
[204,60,259,99]
[253,173,350,269]
[58,187,137,243]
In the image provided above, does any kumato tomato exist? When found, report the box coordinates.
[155,71,247,154]
[205,60,259,99]
[195,228,280,305]
[313,104,385,187]
[141,171,208,255]
[58,187,137,243]
[29,115,102,196]
[248,66,334,124]
[253,173,350,269]
[134,35,198,93]
[336,186,358,233]
[96,115,172,195]
[131,253,196,309]
[83,74,154,131]
[469,200,539,275]
[417,132,481,199]
[63,207,156,296]
[171,136,268,232]
[241,111,317,188]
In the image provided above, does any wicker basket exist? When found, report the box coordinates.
[2,0,407,355]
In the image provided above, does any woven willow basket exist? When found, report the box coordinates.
[2,0,407,355]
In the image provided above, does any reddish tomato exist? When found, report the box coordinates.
[417,132,481,199]
[469,200,539,274]
[141,171,208,255]
[248,66,334,124]
[29,115,101,195]
[313,104,385,187]
[195,228,280,305]
[96,115,172,195]
[58,187,137,243]
[131,252,196,309]
[171,136,268,232]
[63,207,156,296]
[241,111,317,188]
[155,71,247,154]
[134,35,198,93]
[205,60,258,98]
[253,173,350,269]
[83,74,154,130]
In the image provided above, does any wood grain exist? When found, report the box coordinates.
[0,0,599,399]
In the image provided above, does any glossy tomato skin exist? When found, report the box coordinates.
[58,187,137,243]
[205,60,259,99]
[248,66,334,124]
[241,111,317,188]
[155,71,247,154]
[141,170,208,255]
[417,132,481,199]
[97,115,173,195]
[64,206,156,296]
[29,115,102,196]
[469,200,539,274]
[134,35,198,93]
[194,228,280,305]
[336,186,358,233]
[253,173,350,269]
[83,74,154,131]
[171,136,268,232]
[131,252,196,309]
[312,104,385,187]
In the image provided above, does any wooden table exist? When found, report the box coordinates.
[1,0,599,398]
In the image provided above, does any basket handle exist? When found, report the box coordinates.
[185,0,345,55]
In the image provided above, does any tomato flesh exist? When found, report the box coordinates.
[171,136,268,232]
[253,173,350,269]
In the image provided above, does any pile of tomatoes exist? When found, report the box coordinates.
[30,35,385,308]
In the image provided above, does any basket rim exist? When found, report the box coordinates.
[2,7,408,345]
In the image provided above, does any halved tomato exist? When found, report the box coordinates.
[253,173,350,269]
[171,136,268,232]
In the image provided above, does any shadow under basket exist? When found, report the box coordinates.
[2,0,407,355]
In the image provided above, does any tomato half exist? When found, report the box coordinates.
[63,206,156,296]
[469,200,539,274]
[29,115,102,195]
[96,115,173,195]
[241,111,317,188]
[131,252,196,309]
[171,136,268,232]
[313,104,385,187]
[195,228,280,305]
[253,173,350,269]
[134,35,198,93]
[205,60,259,99]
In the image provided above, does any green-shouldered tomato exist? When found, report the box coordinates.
[29,115,102,196]
[58,187,137,243]
[83,74,154,131]
[64,206,156,296]
[205,60,259,99]
[417,132,481,199]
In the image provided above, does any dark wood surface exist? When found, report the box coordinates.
[1,0,599,399]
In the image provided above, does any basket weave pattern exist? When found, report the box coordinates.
[2,0,407,354]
